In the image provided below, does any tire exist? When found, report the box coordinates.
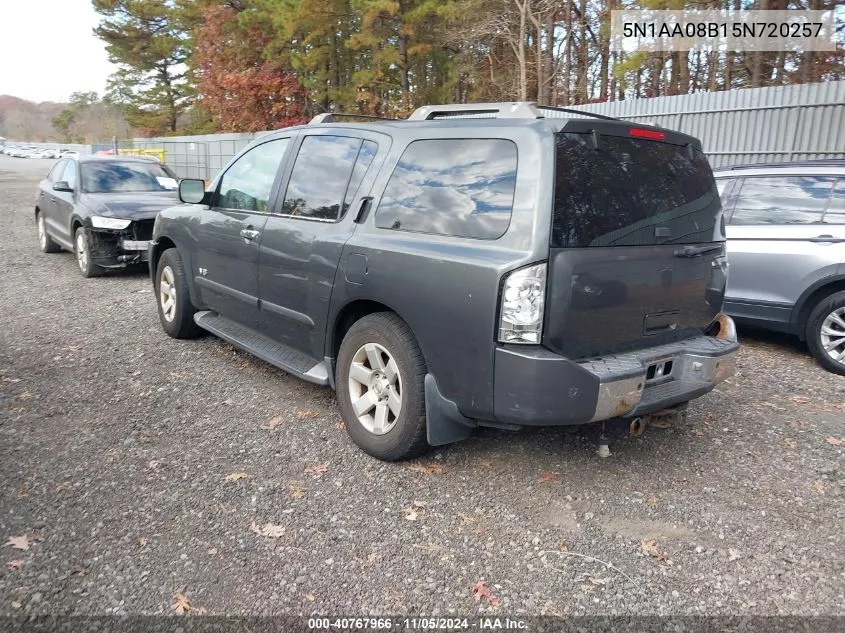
[36,212,60,253]
[806,291,845,376]
[155,248,202,339]
[336,312,429,461]
[74,226,104,278]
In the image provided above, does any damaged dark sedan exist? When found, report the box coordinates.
[35,155,180,277]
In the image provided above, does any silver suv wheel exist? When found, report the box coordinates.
[819,306,845,364]
[347,342,402,435]
[37,215,47,249]
[76,231,89,272]
[159,265,177,323]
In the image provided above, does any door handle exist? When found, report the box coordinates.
[353,197,373,224]
[240,228,260,241]
[809,235,839,243]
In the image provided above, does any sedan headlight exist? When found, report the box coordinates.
[498,263,547,344]
[90,216,131,230]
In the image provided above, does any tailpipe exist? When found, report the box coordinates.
[629,416,646,437]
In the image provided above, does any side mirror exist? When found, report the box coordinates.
[179,179,207,204]
[53,181,73,192]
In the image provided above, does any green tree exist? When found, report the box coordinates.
[93,0,193,135]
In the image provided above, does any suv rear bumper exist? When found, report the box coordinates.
[492,317,739,426]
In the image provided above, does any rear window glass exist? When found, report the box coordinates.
[375,139,517,239]
[552,133,721,247]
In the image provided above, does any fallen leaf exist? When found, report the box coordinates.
[646,495,660,507]
[728,548,741,561]
[692,428,705,437]
[289,482,307,499]
[5,535,30,551]
[264,416,285,429]
[405,463,444,475]
[172,592,192,614]
[223,472,248,482]
[811,481,826,494]
[789,395,811,405]
[471,579,500,606]
[826,437,843,446]
[641,539,667,561]
[783,438,797,449]
[558,541,568,552]
[333,420,345,430]
[250,522,286,538]
[138,536,148,547]
[55,481,72,492]
[537,472,558,484]
[169,371,184,379]
[295,410,317,420]
[238,361,251,371]
[304,463,328,477]
[404,507,419,521]
[304,593,316,602]
[648,418,674,429]
[17,488,27,499]
[7,560,22,570]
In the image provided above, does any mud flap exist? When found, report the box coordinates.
[425,374,476,446]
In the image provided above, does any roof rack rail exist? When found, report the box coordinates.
[407,101,621,122]
[536,105,620,121]
[309,112,398,124]
[719,158,845,170]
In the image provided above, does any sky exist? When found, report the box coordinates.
[0,0,118,103]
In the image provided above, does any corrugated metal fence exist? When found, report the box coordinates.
[568,80,845,168]
[127,80,845,178]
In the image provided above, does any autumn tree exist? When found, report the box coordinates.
[194,3,307,131]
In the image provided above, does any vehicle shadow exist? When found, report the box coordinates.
[735,324,808,357]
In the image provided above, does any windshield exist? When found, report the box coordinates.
[552,132,723,247]
[81,161,178,194]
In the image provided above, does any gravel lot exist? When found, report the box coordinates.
[1,155,844,620]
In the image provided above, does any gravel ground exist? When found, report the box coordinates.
[1,155,844,620]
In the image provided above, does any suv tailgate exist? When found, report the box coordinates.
[543,123,727,359]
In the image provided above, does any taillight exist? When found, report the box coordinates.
[498,263,546,344]
[630,127,665,141]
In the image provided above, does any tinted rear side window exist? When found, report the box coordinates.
[552,133,720,247]
[375,139,517,239]
[282,135,361,220]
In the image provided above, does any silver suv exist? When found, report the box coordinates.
[714,160,845,375]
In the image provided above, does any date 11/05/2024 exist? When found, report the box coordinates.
[307,617,529,630]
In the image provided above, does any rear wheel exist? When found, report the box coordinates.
[74,227,103,278]
[806,291,845,376]
[155,248,202,339]
[36,212,60,253]
[336,312,428,461]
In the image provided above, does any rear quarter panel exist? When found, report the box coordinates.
[328,123,555,419]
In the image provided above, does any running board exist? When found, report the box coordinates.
[193,311,329,385]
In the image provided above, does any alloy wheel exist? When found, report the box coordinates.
[819,306,845,365]
[37,215,46,249]
[347,342,402,435]
[159,265,177,322]
[76,232,88,272]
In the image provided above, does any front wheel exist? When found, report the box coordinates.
[74,227,103,278]
[336,313,429,461]
[155,248,203,339]
[806,291,845,376]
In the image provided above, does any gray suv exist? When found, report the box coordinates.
[714,160,845,375]
[149,102,739,460]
